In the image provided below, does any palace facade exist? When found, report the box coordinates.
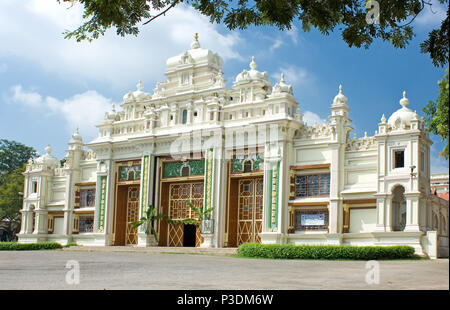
[18,36,448,257]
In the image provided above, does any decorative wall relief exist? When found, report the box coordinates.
[232,153,264,173]
[140,155,150,217]
[267,161,280,232]
[97,176,107,232]
[163,160,205,178]
[119,165,141,181]
[204,148,214,213]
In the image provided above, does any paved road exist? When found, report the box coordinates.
[0,250,448,290]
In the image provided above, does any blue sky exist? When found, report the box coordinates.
[0,0,448,173]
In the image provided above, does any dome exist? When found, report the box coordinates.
[123,81,152,103]
[35,145,60,168]
[235,56,270,84]
[104,104,118,121]
[69,128,83,144]
[332,85,348,107]
[166,34,223,69]
[272,73,293,95]
[387,91,417,129]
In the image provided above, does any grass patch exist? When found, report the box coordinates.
[237,243,416,260]
[0,241,63,251]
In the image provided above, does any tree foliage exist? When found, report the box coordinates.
[61,0,448,67]
[0,139,37,185]
[129,204,165,241]
[423,68,449,159]
[0,140,36,222]
[0,166,25,221]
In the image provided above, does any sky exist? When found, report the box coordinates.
[0,0,448,173]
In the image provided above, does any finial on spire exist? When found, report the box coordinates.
[399,90,409,108]
[339,84,343,94]
[190,33,200,49]
[137,80,144,91]
[76,126,79,134]
[280,73,285,82]
[381,114,386,123]
[112,103,116,112]
[250,56,257,70]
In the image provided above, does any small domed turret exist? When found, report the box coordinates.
[272,73,293,95]
[387,91,417,130]
[332,85,348,107]
[35,145,60,168]
[235,56,270,84]
[123,81,152,103]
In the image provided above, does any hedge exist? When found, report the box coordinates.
[0,242,63,251]
[237,243,415,260]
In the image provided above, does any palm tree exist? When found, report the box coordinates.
[165,201,214,233]
[129,204,164,243]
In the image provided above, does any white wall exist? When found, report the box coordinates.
[53,217,64,235]
[349,208,376,233]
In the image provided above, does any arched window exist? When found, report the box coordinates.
[440,214,446,235]
[127,169,135,181]
[181,165,190,177]
[432,212,439,231]
[30,204,36,233]
[182,109,188,124]
[391,185,406,231]
[243,160,253,173]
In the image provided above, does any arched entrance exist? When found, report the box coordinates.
[391,185,406,231]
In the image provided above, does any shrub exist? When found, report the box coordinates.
[0,241,63,251]
[64,242,79,248]
[237,243,415,260]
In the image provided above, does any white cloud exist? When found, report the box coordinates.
[414,0,447,28]
[302,111,324,126]
[10,85,113,139]
[271,65,312,86]
[0,0,242,88]
[286,26,299,45]
[269,39,284,52]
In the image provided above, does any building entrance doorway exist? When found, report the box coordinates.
[237,178,263,245]
[183,224,197,247]
[227,177,263,247]
[114,185,140,246]
[159,181,204,247]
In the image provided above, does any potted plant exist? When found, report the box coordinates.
[129,204,164,247]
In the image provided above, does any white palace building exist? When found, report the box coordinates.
[18,35,448,258]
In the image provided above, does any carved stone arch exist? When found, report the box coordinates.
[391,184,406,231]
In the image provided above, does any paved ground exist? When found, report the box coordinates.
[0,248,448,290]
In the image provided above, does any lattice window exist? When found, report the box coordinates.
[79,215,94,233]
[169,183,204,220]
[295,174,330,197]
[237,179,263,245]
